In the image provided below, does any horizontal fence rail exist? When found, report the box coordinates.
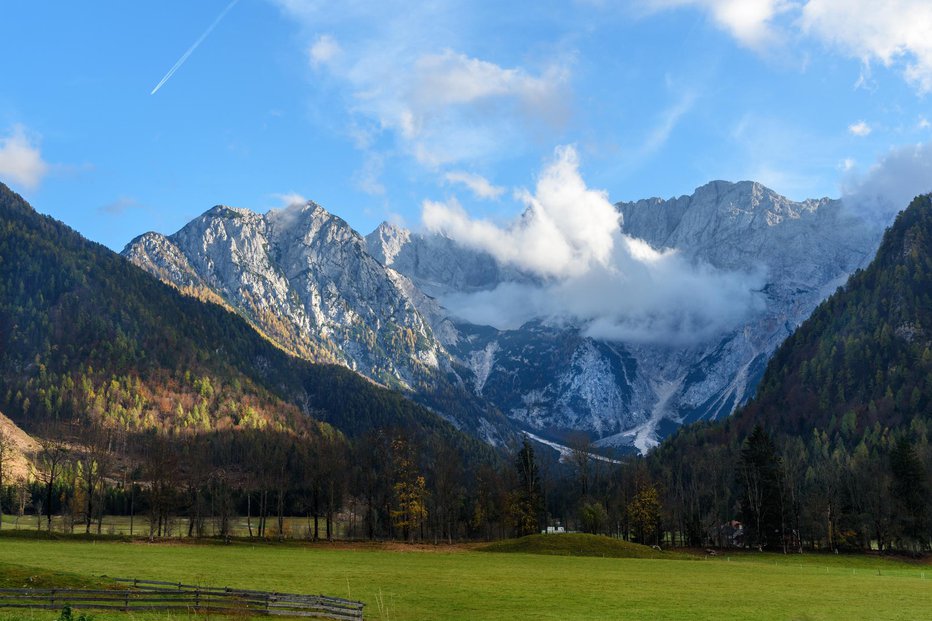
[0,578,364,620]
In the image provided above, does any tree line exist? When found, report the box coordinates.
[0,414,928,554]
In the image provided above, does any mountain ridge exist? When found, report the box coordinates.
[124,180,889,452]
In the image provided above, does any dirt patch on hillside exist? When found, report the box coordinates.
[0,410,38,481]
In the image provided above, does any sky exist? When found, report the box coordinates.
[2,0,932,253]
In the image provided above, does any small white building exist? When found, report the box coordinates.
[543,526,566,534]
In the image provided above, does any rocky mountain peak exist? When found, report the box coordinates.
[204,204,255,219]
[123,200,451,396]
[366,221,411,267]
[268,201,363,249]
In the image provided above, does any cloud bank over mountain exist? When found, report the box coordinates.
[423,146,765,343]
[842,140,932,222]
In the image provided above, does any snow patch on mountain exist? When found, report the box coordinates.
[467,341,499,395]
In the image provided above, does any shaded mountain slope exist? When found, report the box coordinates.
[0,183,491,463]
[737,193,932,439]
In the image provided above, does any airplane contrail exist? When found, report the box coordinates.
[150,0,241,95]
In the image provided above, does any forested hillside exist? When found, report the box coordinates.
[650,195,932,553]
[0,183,482,444]
[0,183,501,540]
[743,195,932,436]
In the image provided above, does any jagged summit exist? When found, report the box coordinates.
[367,221,412,267]
[123,201,445,391]
[618,180,838,253]
[266,200,337,230]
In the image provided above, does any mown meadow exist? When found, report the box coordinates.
[0,534,928,621]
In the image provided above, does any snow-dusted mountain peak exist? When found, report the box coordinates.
[125,180,891,454]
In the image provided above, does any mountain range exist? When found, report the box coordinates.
[123,180,888,452]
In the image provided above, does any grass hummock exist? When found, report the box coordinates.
[479,533,695,559]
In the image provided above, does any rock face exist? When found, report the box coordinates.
[606,181,882,450]
[124,202,445,391]
[367,181,884,452]
[124,181,886,452]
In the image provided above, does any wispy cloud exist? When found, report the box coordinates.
[638,91,697,157]
[150,0,240,95]
[645,0,932,93]
[308,34,341,68]
[271,1,572,168]
[271,192,308,208]
[801,0,932,93]
[0,124,49,189]
[349,49,570,167]
[99,196,144,215]
[727,113,829,200]
[443,171,505,200]
[842,140,932,222]
[354,153,386,196]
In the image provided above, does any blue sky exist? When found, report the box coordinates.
[2,0,931,250]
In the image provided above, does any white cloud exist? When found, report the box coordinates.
[646,1,932,93]
[271,1,571,167]
[919,116,930,130]
[308,34,341,68]
[848,120,872,137]
[272,192,308,207]
[644,0,795,50]
[443,171,505,200]
[842,140,932,223]
[801,0,932,93]
[350,49,569,167]
[424,146,618,278]
[411,51,565,112]
[0,124,49,189]
[424,146,764,343]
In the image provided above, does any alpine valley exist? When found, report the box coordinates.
[123,180,889,453]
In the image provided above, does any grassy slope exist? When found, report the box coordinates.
[480,533,691,559]
[0,539,928,621]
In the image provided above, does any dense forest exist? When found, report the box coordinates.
[644,195,932,553]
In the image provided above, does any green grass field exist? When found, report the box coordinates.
[0,534,927,621]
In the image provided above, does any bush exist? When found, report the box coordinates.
[55,605,93,621]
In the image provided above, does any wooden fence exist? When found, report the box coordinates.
[0,578,364,620]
